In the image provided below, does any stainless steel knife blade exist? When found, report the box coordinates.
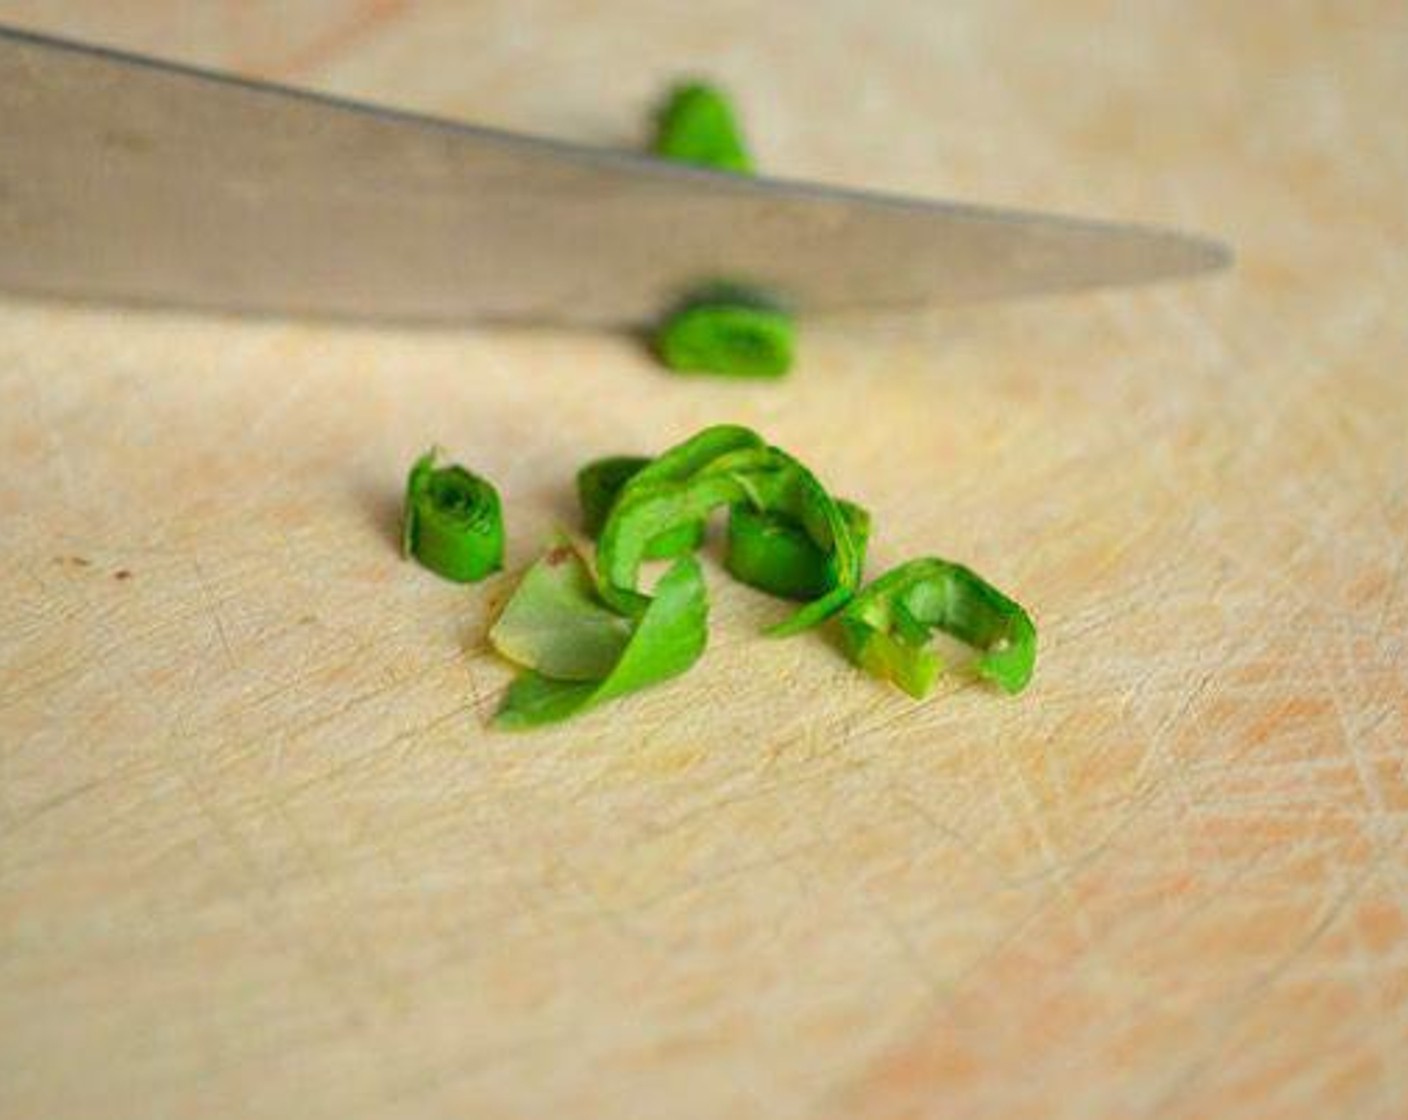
[0,24,1229,324]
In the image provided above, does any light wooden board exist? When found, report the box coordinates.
[2,3,1406,1118]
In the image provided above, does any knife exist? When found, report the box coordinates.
[0,24,1229,325]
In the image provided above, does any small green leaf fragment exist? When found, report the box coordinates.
[839,558,1036,698]
[725,499,870,601]
[596,425,861,633]
[576,455,705,559]
[402,448,504,583]
[494,551,709,729]
[652,82,753,174]
[655,302,795,378]
[488,541,631,681]
[495,673,598,728]
[577,456,648,539]
[401,449,436,559]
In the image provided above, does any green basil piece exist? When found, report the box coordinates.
[491,547,709,728]
[655,302,795,378]
[402,449,504,583]
[487,541,632,682]
[595,425,861,635]
[726,499,871,601]
[651,82,752,174]
[839,559,1036,697]
[576,455,705,559]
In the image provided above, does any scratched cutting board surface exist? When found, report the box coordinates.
[1,3,1406,1118]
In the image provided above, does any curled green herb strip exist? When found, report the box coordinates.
[402,449,504,583]
[655,302,795,378]
[726,499,871,601]
[652,82,753,174]
[490,544,708,728]
[576,455,704,559]
[839,559,1036,698]
[596,425,861,635]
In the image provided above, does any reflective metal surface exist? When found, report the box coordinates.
[0,25,1229,324]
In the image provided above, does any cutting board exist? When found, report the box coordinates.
[2,3,1405,1118]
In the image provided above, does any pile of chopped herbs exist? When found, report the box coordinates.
[404,427,1035,729]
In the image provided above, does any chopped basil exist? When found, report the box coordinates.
[481,426,1036,728]
[593,425,861,636]
[402,449,504,583]
[726,498,870,601]
[840,559,1036,697]
[491,546,708,728]
[576,455,705,558]
[651,82,753,174]
[655,301,795,378]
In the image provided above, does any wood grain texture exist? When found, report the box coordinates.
[1,2,1406,1118]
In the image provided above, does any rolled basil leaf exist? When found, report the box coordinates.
[655,302,794,378]
[402,449,504,583]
